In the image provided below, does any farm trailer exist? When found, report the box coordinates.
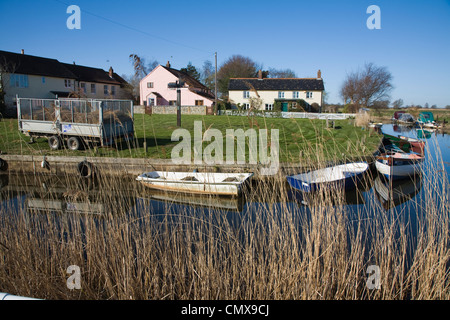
[17,97,134,150]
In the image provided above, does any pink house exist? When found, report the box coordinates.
[140,62,215,107]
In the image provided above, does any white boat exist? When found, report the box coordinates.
[287,162,369,192]
[375,152,424,180]
[136,171,253,196]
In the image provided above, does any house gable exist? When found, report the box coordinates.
[140,64,214,106]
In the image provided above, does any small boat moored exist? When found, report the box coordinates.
[398,135,425,155]
[417,111,438,128]
[286,162,369,192]
[375,152,424,180]
[382,133,411,153]
[136,171,253,196]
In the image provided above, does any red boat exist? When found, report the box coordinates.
[398,135,425,155]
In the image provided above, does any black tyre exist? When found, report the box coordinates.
[67,136,81,151]
[77,160,94,178]
[48,135,61,150]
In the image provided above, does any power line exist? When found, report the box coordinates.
[54,0,214,55]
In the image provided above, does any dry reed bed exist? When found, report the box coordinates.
[0,134,448,300]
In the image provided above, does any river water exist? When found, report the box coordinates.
[0,124,448,220]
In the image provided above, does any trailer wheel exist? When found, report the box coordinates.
[48,135,61,150]
[67,137,81,151]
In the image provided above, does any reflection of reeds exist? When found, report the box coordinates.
[0,132,448,300]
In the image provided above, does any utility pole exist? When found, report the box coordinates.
[214,51,217,115]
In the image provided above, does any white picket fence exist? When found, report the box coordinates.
[219,110,355,120]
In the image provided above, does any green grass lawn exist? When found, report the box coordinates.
[0,114,381,163]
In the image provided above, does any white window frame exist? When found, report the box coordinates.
[91,83,96,94]
[104,85,108,95]
[147,82,154,88]
[265,104,273,111]
[80,82,86,93]
[306,91,313,99]
[293,91,299,99]
[64,79,72,88]
[111,85,116,96]
[243,91,250,98]
[278,91,285,99]
[10,74,29,88]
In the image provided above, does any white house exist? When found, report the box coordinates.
[0,49,129,115]
[228,70,325,112]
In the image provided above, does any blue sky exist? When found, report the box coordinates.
[1,0,449,106]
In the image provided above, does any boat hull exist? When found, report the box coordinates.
[375,158,422,180]
[136,172,253,196]
[287,162,368,192]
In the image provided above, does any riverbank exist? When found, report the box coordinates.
[0,152,379,179]
[0,114,381,163]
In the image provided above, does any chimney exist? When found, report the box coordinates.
[317,69,322,79]
[258,69,263,79]
[21,49,24,55]
[109,66,113,78]
[166,61,171,68]
[73,61,76,65]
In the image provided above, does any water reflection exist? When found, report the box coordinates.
[374,175,422,210]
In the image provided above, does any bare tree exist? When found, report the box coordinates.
[340,63,393,108]
[392,98,404,109]
[129,54,147,78]
[129,54,159,79]
[200,60,215,91]
[127,54,159,104]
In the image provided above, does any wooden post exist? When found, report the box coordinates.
[177,86,181,127]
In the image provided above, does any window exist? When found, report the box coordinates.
[195,100,204,106]
[64,79,72,88]
[244,103,250,110]
[111,86,116,96]
[306,91,313,99]
[147,82,154,88]
[104,85,108,95]
[243,91,250,98]
[91,84,96,93]
[293,91,299,99]
[42,77,46,84]
[80,83,86,93]
[148,98,155,106]
[278,91,285,99]
[10,74,29,88]
[169,100,177,106]
[265,104,273,111]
